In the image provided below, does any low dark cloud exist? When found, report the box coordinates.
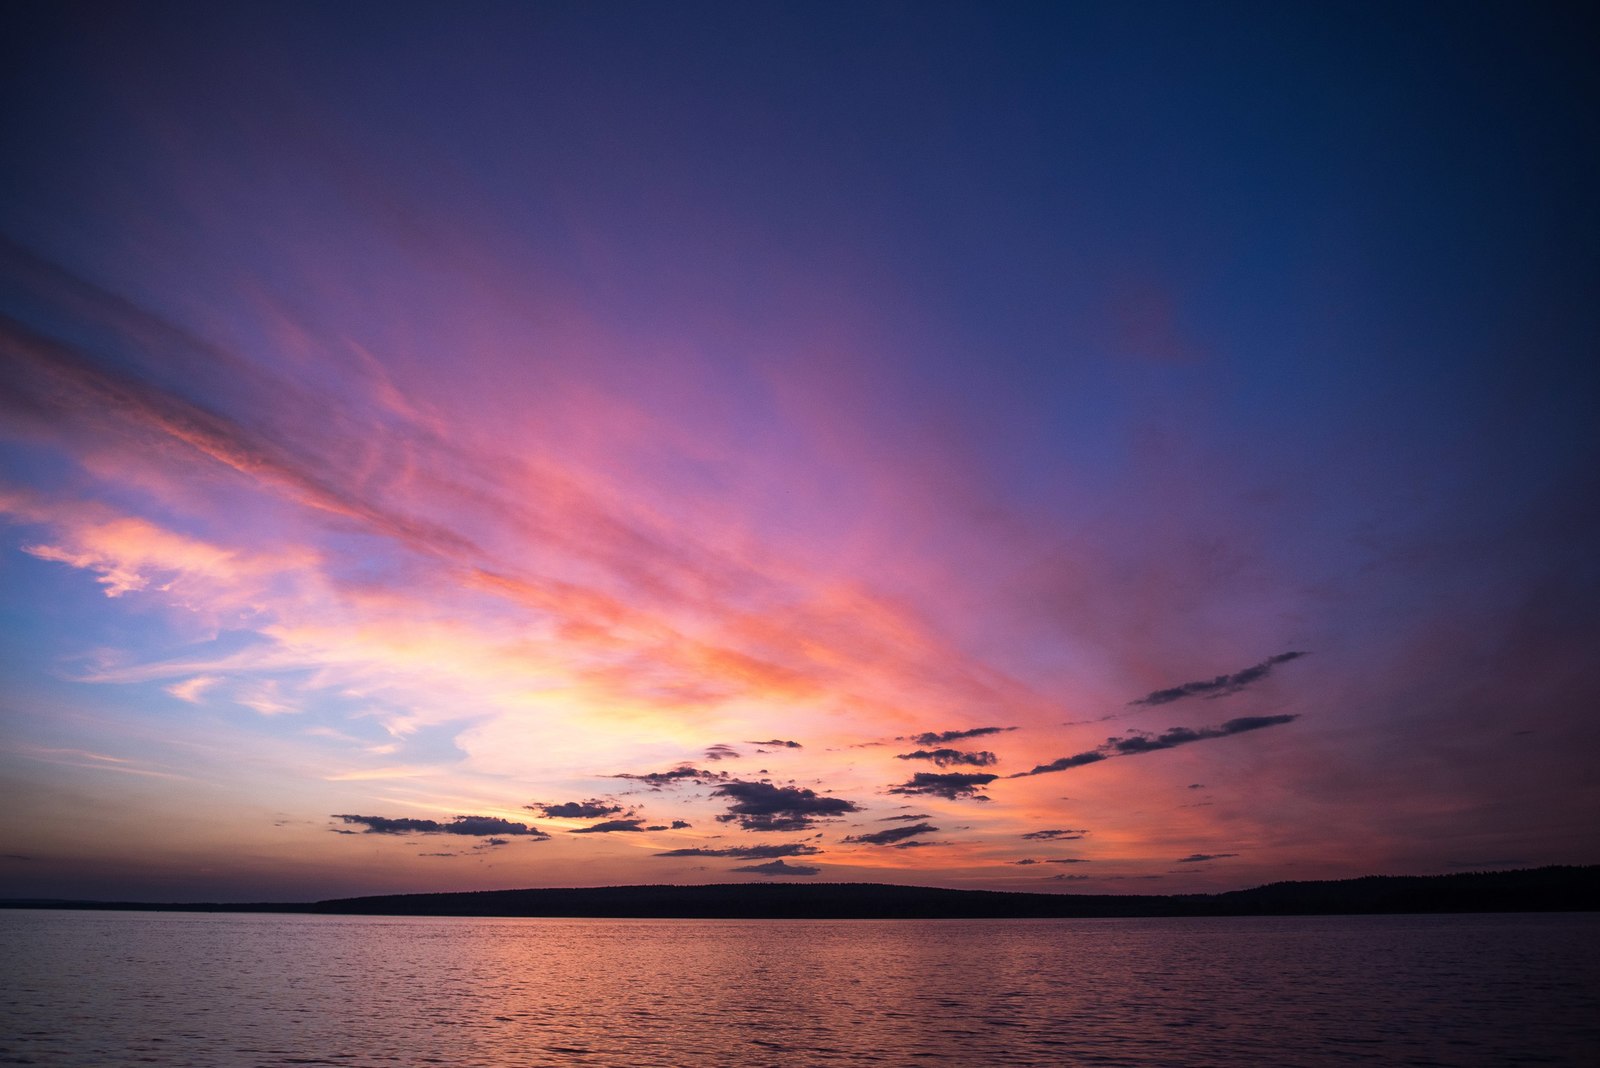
[732,859,821,876]
[1131,652,1306,706]
[655,843,822,859]
[1011,858,1040,865]
[704,744,740,761]
[1177,853,1238,863]
[1050,874,1092,882]
[893,840,942,849]
[670,820,691,829]
[1045,858,1090,864]
[879,812,933,821]
[712,780,860,832]
[843,822,938,846]
[530,799,625,819]
[1022,829,1088,841]
[896,748,998,768]
[888,772,999,800]
[747,739,802,749]
[333,814,549,838]
[569,819,648,834]
[1014,714,1298,778]
[479,837,510,847]
[612,765,728,788]
[1188,783,1205,790]
[907,726,1016,747]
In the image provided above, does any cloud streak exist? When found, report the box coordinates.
[907,727,1015,747]
[843,822,938,845]
[1014,715,1298,777]
[568,819,649,834]
[1131,653,1306,707]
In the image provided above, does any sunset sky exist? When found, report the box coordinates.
[2,2,1596,902]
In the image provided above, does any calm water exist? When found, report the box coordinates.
[2,910,1597,1066]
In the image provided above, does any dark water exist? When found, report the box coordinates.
[3,910,1597,1066]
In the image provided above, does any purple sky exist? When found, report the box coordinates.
[1,2,1595,901]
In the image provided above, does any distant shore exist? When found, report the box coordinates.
[3,865,1596,919]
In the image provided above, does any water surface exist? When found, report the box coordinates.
[3,910,1597,1066]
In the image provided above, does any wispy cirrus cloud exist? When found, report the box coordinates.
[2,252,1051,797]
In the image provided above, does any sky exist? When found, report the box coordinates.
[1,2,1596,902]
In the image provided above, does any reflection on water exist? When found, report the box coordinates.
[3,910,1597,1066]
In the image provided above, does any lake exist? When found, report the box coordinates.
[3,910,1597,1066]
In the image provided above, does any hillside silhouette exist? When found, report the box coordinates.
[5,865,1595,918]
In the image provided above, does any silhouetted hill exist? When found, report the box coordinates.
[6,866,1594,918]
[306,866,1598,918]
